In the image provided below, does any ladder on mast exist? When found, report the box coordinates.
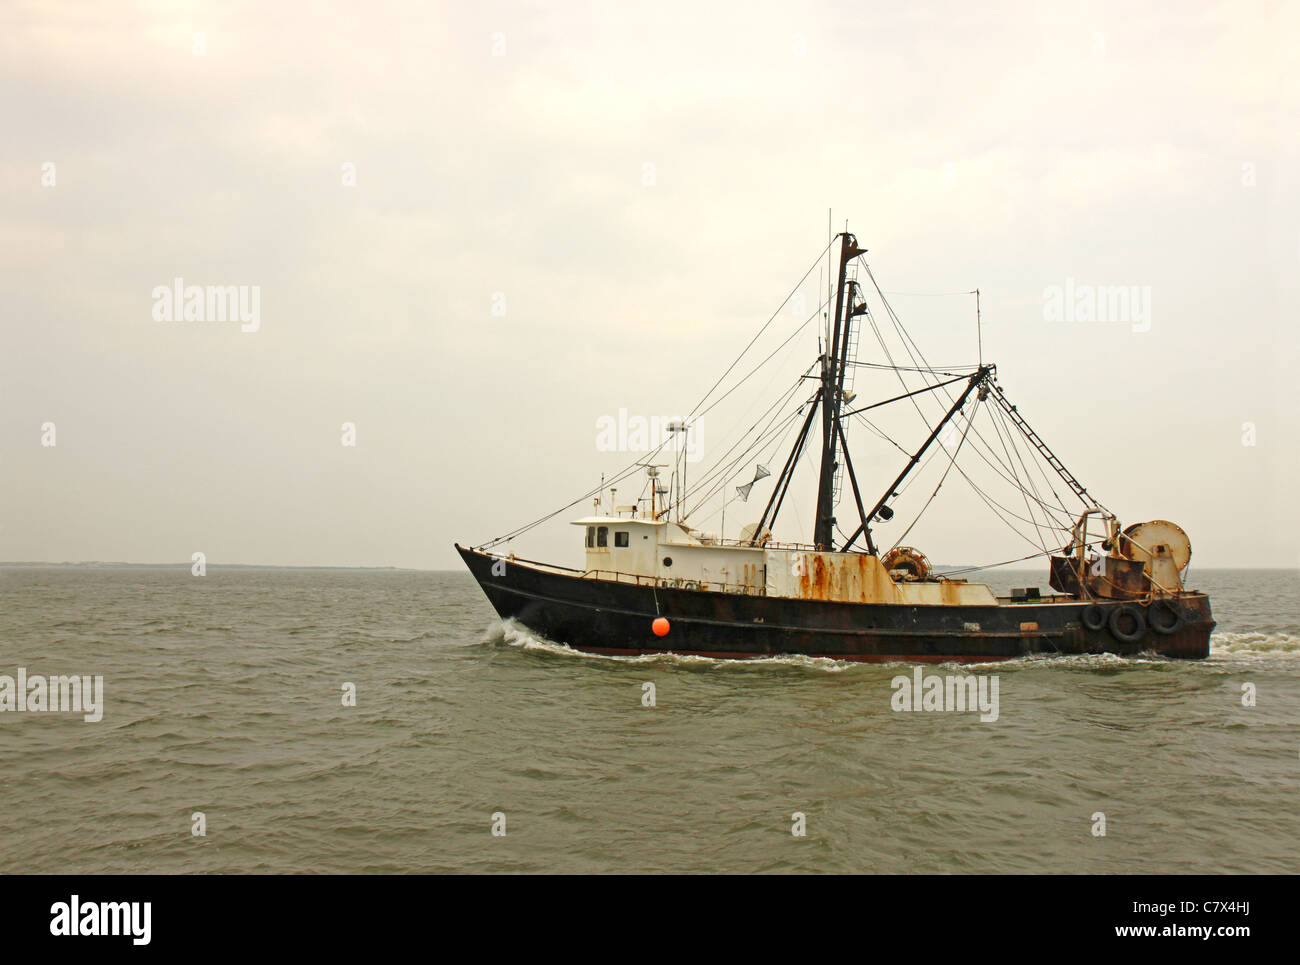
[831,269,863,506]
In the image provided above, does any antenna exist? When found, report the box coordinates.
[666,421,688,521]
[826,208,832,349]
[975,288,983,368]
[637,462,668,519]
[816,265,823,355]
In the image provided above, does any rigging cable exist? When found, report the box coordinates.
[686,240,834,424]
[986,397,1052,550]
[888,396,980,551]
[991,401,1074,535]
[870,263,1097,514]
[861,282,1086,526]
[475,241,833,549]
[681,387,809,520]
[938,538,1106,578]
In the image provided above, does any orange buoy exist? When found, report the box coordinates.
[652,617,670,637]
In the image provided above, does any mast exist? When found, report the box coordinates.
[813,231,865,549]
[826,208,832,350]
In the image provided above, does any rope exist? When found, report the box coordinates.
[889,397,980,551]
[685,240,833,423]
[938,538,1105,578]
[474,240,832,549]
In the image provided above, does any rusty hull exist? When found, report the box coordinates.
[458,545,1214,661]
[796,551,899,603]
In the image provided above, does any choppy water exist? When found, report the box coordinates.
[1,565,1296,874]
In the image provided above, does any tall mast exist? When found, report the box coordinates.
[813,231,865,549]
[826,208,832,350]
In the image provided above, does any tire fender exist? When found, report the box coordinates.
[1081,604,1106,632]
[1148,599,1184,636]
[1108,604,1146,644]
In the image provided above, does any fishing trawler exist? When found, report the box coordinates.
[457,230,1213,661]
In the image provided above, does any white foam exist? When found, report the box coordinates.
[487,619,853,672]
[1210,631,1300,654]
[482,621,1300,670]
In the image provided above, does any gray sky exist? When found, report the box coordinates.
[3,0,1297,570]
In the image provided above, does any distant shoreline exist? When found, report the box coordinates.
[0,562,426,572]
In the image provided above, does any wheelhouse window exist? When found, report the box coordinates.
[586,526,595,548]
[596,527,609,547]
[614,531,629,547]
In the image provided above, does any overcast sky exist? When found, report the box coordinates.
[3,0,1297,571]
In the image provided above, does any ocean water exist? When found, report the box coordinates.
[0,565,1296,874]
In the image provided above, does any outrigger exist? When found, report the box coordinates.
[458,229,1213,661]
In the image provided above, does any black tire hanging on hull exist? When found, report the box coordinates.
[1148,599,1184,635]
[1081,604,1107,631]
[1108,604,1147,644]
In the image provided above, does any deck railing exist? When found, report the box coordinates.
[580,568,767,596]
[685,536,820,552]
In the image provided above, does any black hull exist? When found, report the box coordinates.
[456,545,1213,661]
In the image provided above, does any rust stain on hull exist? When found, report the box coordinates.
[797,551,889,603]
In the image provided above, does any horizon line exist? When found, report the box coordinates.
[2,561,1295,573]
